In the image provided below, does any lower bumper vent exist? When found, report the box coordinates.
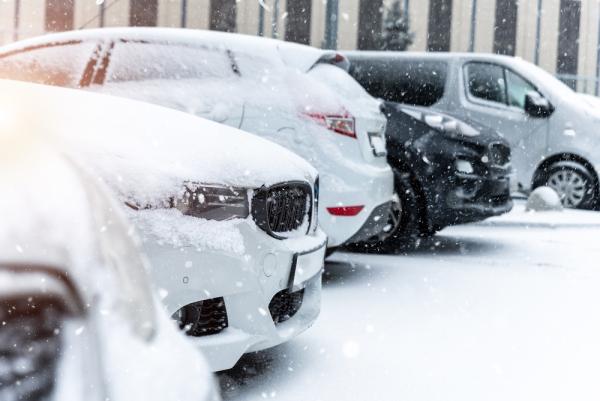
[173,297,228,337]
[269,289,305,324]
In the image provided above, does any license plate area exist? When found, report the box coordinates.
[368,132,387,157]
[287,244,326,290]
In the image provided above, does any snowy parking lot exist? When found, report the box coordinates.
[220,200,600,401]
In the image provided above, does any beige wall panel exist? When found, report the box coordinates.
[450,0,471,52]
[537,0,559,74]
[158,0,183,27]
[74,0,100,30]
[237,0,260,36]
[473,0,494,53]
[578,0,598,93]
[19,0,46,39]
[186,0,210,29]
[104,0,130,27]
[408,0,428,51]
[337,0,358,50]
[260,0,287,39]
[0,1,16,44]
[515,0,536,63]
[309,0,325,48]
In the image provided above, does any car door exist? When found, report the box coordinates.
[88,39,244,128]
[459,61,550,190]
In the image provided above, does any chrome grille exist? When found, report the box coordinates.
[252,182,312,239]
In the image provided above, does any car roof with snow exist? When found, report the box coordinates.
[0,79,317,206]
[0,27,343,73]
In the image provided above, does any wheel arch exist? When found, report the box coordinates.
[389,158,432,233]
[532,153,599,190]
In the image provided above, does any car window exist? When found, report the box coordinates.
[505,69,538,109]
[349,58,448,106]
[105,41,236,83]
[0,42,98,88]
[465,62,507,105]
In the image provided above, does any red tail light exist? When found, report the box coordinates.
[327,205,364,216]
[304,112,357,139]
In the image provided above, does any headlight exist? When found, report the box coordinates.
[455,159,475,174]
[172,183,249,221]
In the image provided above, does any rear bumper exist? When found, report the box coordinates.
[319,165,395,247]
[342,200,399,245]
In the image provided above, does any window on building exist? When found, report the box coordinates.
[0,42,97,87]
[349,58,448,106]
[210,0,237,33]
[129,0,158,27]
[465,62,507,105]
[357,0,383,50]
[493,0,518,56]
[427,0,452,52]
[286,0,312,45]
[556,0,581,89]
[45,0,74,32]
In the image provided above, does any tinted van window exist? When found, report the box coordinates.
[349,58,448,106]
[465,62,507,105]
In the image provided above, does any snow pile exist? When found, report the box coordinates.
[130,209,246,255]
[526,186,563,212]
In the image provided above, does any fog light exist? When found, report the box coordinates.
[455,160,474,174]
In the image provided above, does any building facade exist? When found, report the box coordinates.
[1,0,597,92]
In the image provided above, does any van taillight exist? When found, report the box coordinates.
[304,113,356,139]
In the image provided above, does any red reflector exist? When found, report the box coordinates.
[327,206,364,216]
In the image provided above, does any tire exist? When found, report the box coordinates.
[375,171,424,252]
[325,247,338,258]
[537,161,599,209]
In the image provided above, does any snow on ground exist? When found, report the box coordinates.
[219,200,600,401]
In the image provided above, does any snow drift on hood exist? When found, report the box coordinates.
[0,79,317,206]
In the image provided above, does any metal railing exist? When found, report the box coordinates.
[556,74,600,96]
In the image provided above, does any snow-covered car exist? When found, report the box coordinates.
[347,52,600,210]
[0,134,216,400]
[0,28,397,251]
[0,79,326,372]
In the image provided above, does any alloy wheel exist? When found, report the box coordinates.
[547,169,588,208]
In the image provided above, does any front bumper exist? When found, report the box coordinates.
[427,170,513,228]
[140,219,327,372]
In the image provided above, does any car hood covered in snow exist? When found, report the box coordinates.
[0,79,317,205]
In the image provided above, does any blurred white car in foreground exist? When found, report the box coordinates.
[0,79,326,371]
[0,136,216,400]
[0,28,397,250]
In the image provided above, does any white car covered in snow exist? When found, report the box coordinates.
[0,135,216,400]
[0,28,397,251]
[0,79,326,371]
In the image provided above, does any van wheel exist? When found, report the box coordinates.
[539,161,598,209]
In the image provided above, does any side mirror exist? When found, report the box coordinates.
[525,91,553,118]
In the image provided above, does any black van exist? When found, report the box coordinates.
[346,52,513,243]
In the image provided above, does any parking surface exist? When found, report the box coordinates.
[219,201,600,401]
